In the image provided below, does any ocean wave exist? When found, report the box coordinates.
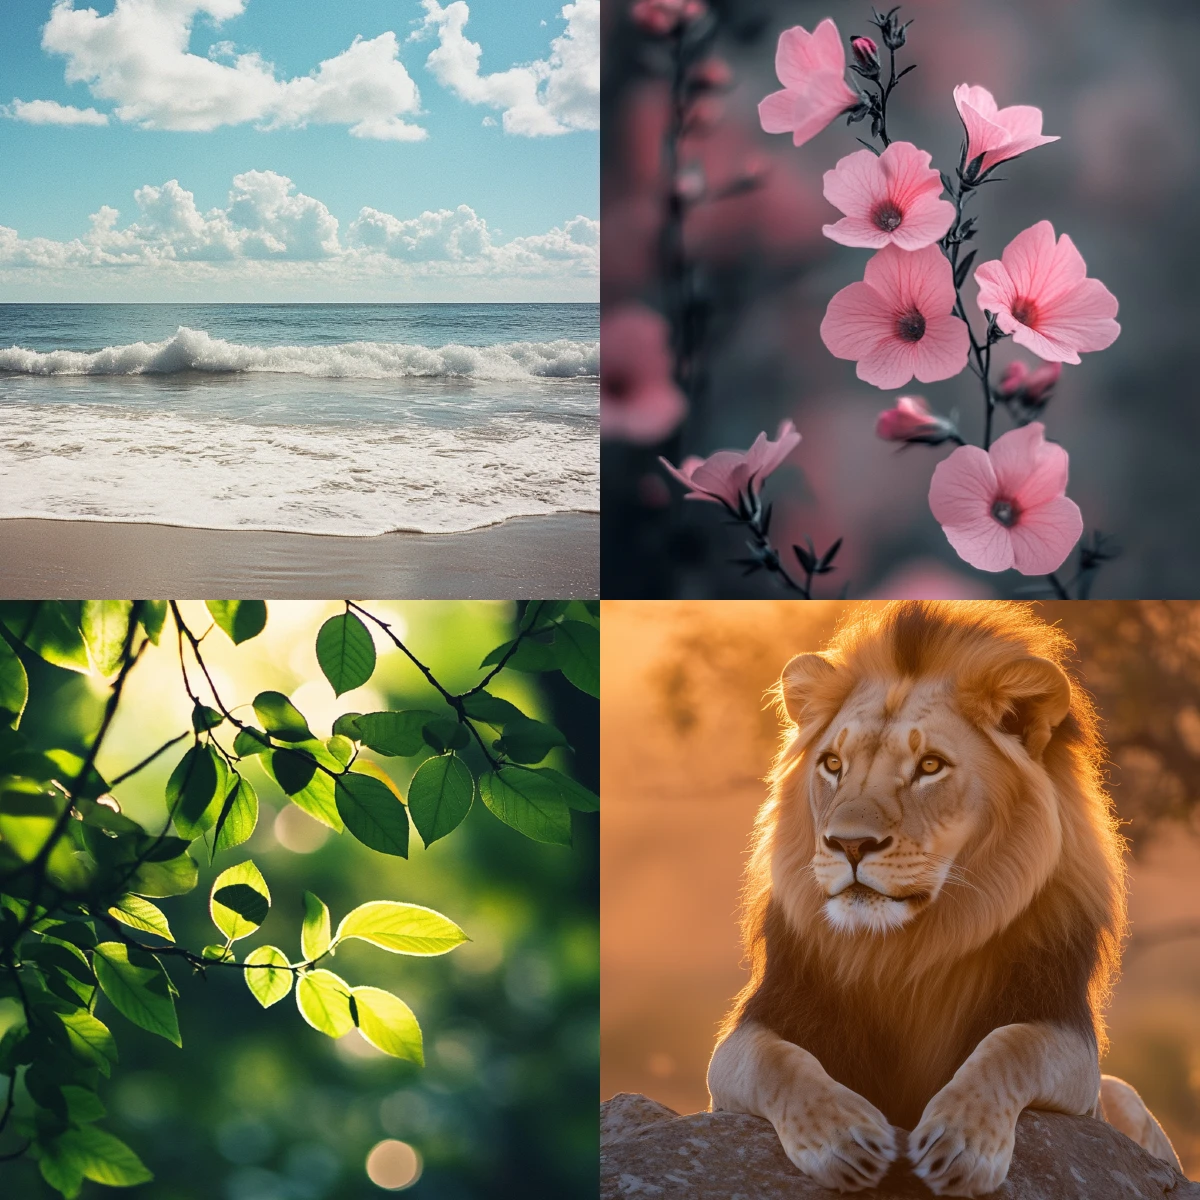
[0,326,599,381]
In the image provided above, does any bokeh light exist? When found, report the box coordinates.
[365,1140,422,1190]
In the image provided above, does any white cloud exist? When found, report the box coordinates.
[35,0,425,141]
[5,98,109,126]
[415,0,598,136]
[0,171,598,289]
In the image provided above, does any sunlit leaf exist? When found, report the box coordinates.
[533,766,599,812]
[332,712,362,740]
[202,943,233,962]
[355,710,442,757]
[334,773,409,857]
[479,637,556,672]
[351,986,423,1063]
[0,635,29,727]
[497,717,569,765]
[335,900,466,956]
[232,726,271,757]
[49,1125,153,1187]
[213,776,258,854]
[57,1010,117,1076]
[108,895,173,942]
[267,748,342,831]
[0,602,89,673]
[407,753,473,846]
[460,690,523,727]
[93,943,181,1046]
[209,859,270,941]
[552,619,600,697]
[326,734,354,767]
[38,1146,85,1199]
[301,891,331,962]
[316,612,376,697]
[420,715,471,754]
[243,945,292,1008]
[479,767,572,845]
[253,691,312,742]
[206,600,267,645]
[128,852,198,899]
[81,601,133,677]
[295,968,354,1038]
[191,703,224,732]
[166,745,227,840]
[138,601,168,645]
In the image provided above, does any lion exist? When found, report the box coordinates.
[707,601,1181,1196]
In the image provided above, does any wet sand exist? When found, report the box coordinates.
[0,513,598,599]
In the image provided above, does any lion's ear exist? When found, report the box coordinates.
[973,656,1072,760]
[779,653,840,732]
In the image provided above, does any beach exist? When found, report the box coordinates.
[0,513,598,599]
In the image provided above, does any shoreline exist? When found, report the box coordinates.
[0,513,598,599]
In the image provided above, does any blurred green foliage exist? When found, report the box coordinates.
[0,600,599,1199]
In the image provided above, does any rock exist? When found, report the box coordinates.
[600,1093,1200,1200]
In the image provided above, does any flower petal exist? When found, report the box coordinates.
[929,445,1015,572]
[988,422,1067,510]
[863,242,956,313]
[758,88,799,135]
[1008,495,1082,574]
[820,279,895,358]
[1037,278,1121,354]
[823,148,889,219]
[912,313,971,383]
[998,220,1060,300]
[889,195,955,251]
[822,215,891,248]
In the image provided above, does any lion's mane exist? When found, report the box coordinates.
[721,601,1127,1128]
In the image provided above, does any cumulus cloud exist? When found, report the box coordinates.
[416,0,599,136]
[34,0,425,140]
[0,171,598,285]
[4,98,109,126]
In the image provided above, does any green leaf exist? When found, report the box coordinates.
[209,859,270,941]
[191,703,224,732]
[460,690,523,727]
[326,734,354,767]
[479,637,556,672]
[57,1010,117,1076]
[138,601,168,645]
[534,766,599,812]
[166,744,227,840]
[355,709,443,757]
[61,1084,105,1124]
[407,753,474,847]
[552,619,600,697]
[39,1147,85,1199]
[316,612,376,696]
[128,852,198,899]
[420,715,470,754]
[497,716,569,765]
[253,691,311,742]
[479,767,572,845]
[93,942,181,1046]
[0,635,29,726]
[267,748,342,831]
[0,602,89,673]
[51,1125,153,1187]
[351,986,423,1064]
[81,601,133,677]
[243,945,292,1008]
[233,726,271,757]
[302,892,331,961]
[296,969,354,1038]
[202,943,233,962]
[206,600,267,645]
[108,895,173,942]
[335,773,409,857]
[335,900,467,956]
[213,775,258,854]
[332,712,362,740]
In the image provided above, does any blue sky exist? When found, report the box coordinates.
[0,0,599,300]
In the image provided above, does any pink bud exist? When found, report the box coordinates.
[875,396,956,444]
[1023,361,1062,402]
[851,36,880,69]
[674,165,706,202]
[996,360,1029,398]
[630,0,706,35]
[691,58,732,90]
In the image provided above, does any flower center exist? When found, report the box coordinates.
[895,309,926,342]
[872,201,903,232]
[991,498,1019,527]
[1011,296,1039,326]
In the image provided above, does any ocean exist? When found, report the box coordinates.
[0,303,598,536]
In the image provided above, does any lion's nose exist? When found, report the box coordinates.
[824,834,892,867]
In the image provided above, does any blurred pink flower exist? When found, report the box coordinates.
[953,84,1059,176]
[928,422,1082,574]
[876,396,958,445]
[822,141,955,250]
[868,559,992,599]
[997,359,1062,403]
[821,243,970,389]
[691,58,732,90]
[974,220,1120,364]
[630,0,706,36]
[660,420,801,507]
[601,305,687,443]
[759,19,860,148]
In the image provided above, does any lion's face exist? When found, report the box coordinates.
[806,677,999,935]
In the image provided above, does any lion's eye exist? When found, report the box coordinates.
[918,755,946,777]
[820,753,842,775]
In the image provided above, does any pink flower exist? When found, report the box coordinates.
[601,305,687,443]
[759,19,860,148]
[660,420,801,508]
[821,141,955,251]
[974,220,1120,364]
[997,359,1062,404]
[953,84,1059,177]
[850,36,879,71]
[876,396,959,445]
[630,0,706,36]
[928,422,1082,574]
[820,243,970,389]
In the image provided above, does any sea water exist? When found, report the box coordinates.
[0,303,598,536]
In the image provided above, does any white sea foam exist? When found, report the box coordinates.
[0,404,598,535]
[0,327,599,381]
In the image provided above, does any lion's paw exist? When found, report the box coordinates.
[908,1088,1017,1197]
[775,1082,898,1193]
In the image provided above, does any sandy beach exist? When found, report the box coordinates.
[0,513,598,599]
